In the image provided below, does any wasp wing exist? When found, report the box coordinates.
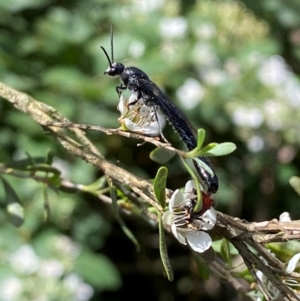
[136,78,219,193]
[136,78,197,150]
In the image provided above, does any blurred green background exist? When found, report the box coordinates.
[0,0,300,300]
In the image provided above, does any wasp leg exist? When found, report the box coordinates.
[116,85,127,97]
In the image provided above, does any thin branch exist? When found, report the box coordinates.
[42,121,187,157]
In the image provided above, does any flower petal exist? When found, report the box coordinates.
[286,252,300,273]
[139,124,160,136]
[162,211,173,227]
[279,212,291,222]
[185,231,212,253]
[183,180,197,199]
[169,189,185,210]
[194,208,217,230]
[171,224,187,245]
[117,94,128,114]
[124,118,142,132]
[128,94,138,105]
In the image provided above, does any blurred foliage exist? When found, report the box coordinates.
[0,0,300,300]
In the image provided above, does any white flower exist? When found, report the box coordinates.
[128,40,145,58]
[231,107,264,128]
[132,0,164,13]
[38,259,65,278]
[64,274,94,301]
[117,93,165,136]
[279,212,300,234]
[0,277,22,301]
[194,23,216,40]
[251,252,300,301]
[201,69,228,86]
[159,17,188,39]
[282,253,300,300]
[257,55,290,86]
[254,270,280,301]
[279,212,291,222]
[247,135,264,153]
[176,78,204,110]
[286,253,300,274]
[9,245,40,275]
[163,180,216,253]
[54,235,81,258]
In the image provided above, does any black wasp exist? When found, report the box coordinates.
[101,26,218,194]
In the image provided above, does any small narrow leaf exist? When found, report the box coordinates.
[197,143,218,155]
[158,212,174,281]
[290,176,300,196]
[47,173,62,189]
[193,158,214,177]
[3,157,47,170]
[186,143,217,157]
[196,129,206,150]
[82,176,107,194]
[46,149,54,165]
[200,142,236,157]
[108,178,140,251]
[220,238,232,267]
[150,148,175,164]
[181,158,202,212]
[1,177,24,227]
[42,183,51,221]
[7,203,24,227]
[212,239,239,255]
[26,164,61,174]
[153,167,168,208]
[192,252,211,279]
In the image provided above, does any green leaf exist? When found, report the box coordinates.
[193,158,214,177]
[212,239,239,255]
[196,129,206,150]
[220,238,232,267]
[81,176,107,194]
[289,176,300,196]
[158,212,173,281]
[47,173,62,189]
[192,253,210,280]
[181,158,202,212]
[150,147,175,164]
[199,142,237,157]
[187,142,217,157]
[3,157,47,170]
[75,250,122,290]
[3,157,61,177]
[7,203,24,227]
[1,177,24,227]
[153,167,168,208]
[108,179,140,251]
[45,149,54,165]
[29,164,61,175]
[42,184,50,221]
[197,143,218,155]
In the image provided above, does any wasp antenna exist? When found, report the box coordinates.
[100,46,112,67]
[110,24,114,63]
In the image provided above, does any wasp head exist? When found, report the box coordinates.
[104,62,125,76]
[101,45,125,77]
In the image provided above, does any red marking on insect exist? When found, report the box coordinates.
[198,191,215,216]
